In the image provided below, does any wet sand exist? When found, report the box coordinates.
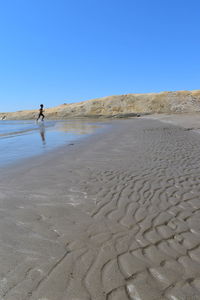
[143,112,200,130]
[0,117,200,299]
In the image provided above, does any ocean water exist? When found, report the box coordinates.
[0,120,100,167]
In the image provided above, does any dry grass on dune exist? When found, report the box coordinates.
[1,89,200,120]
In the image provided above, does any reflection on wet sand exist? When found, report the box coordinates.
[54,120,99,135]
[38,123,46,145]
[0,119,104,167]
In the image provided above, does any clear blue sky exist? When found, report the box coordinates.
[0,0,200,112]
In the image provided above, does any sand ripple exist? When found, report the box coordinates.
[0,119,200,299]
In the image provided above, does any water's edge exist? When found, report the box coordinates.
[0,119,111,168]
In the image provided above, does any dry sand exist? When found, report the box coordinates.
[0,116,200,299]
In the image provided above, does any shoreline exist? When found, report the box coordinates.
[2,112,200,174]
[0,118,114,172]
[0,117,200,299]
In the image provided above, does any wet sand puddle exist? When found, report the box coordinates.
[0,119,102,167]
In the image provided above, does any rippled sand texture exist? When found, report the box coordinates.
[0,118,200,299]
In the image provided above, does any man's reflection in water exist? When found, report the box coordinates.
[39,123,46,145]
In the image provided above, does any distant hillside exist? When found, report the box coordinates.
[1,90,200,120]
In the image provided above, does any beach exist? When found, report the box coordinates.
[0,120,103,167]
[0,116,200,299]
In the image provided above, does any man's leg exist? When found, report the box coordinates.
[37,114,41,121]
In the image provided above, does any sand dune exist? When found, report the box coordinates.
[1,89,200,119]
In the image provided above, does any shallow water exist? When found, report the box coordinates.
[0,119,100,167]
